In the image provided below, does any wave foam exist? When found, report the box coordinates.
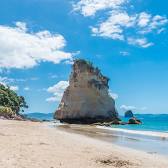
[96,126,168,139]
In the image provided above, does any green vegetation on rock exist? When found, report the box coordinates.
[0,106,14,118]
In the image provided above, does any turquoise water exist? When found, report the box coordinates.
[116,114,168,133]
[26,113,168,133]
[25,113,54,121]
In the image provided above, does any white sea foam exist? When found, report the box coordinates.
[96,126,168,138]
[44,121,65,127]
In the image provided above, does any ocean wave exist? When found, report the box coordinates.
[96,126,168,139]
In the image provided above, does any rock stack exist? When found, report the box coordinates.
[54,59,118,124]
[124,110,134,118]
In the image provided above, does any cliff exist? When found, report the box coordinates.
[54,59,118,124]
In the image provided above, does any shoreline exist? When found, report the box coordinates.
[0,119,168,168]
[97,126,168,139]
[53,123,168,156]
[51,120,168,140]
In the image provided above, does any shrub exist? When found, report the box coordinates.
[0,106,14,118]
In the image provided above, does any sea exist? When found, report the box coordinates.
[25,113,168,155]
[118,114,168,133]
[26,113,168,133]
[25,112,54,121]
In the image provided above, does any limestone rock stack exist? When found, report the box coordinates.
[54,59,118,123]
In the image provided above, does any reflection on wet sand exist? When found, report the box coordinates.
[56,124,168,156]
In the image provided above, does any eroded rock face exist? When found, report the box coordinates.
[54,59,118,123]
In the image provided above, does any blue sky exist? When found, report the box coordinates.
[0,0,168,114]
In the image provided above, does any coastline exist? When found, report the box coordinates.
[55,123,168,156]
[0,119,168,168]
[97,126,168,138]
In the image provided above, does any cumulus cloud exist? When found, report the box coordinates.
[46,97,58,102]
[0,22,72,69]
[0,76,19,91]
[24,87,30,91]
[137,13,168,34]
[120,105,147,111]
[92,12,167,47]
[46,81,69,102]
[10,85,19,91]
[73,0,126,17]
[109,91,119,100]
[91,11,135,40]
[73,1,168,47]
[137,12,151,27]
[120,105,136,111]
[127,37,153,48]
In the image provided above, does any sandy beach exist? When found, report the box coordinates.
[0,120,168,168]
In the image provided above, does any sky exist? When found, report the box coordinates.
[0,0,168,114]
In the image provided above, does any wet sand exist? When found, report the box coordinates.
[56,124,168,155]
[0,119,168,168]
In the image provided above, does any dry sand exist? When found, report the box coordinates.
[0,120,167,168]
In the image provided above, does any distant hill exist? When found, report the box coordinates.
[25,112,54,121]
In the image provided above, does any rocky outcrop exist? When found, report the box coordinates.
[0,106,25,120]
[93,119,127,127]
[54,59,118,124]
[0,106,14,119]
[124,110,134,118]
[128,117,142,124]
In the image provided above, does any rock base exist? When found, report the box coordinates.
[59,117,120,124]
[128,117,142,124]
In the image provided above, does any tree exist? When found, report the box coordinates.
[0,84,28,115]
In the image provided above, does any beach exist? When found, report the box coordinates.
[0,120,168,168]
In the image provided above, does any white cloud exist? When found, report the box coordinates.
[46,97,58,102]
[109,91,118,100]
[0,77,7,85]
[138,13,168,34]
[120,105,136,111]
[63,59,74,65]
[151,15,168,29]
[46,81,69,102]
[15,22,27,32]
[15,78,27,82]
[0,76,21,92]
[10,85,19,91]
[127,37,153,48]
[92,11,167,46]
[73,0,126,17]
[120,105,147,111]
[120,51,130,56]
[0,76,14,85]
[73,1,168,47]
[0,76,25,92]
[91,11,136,40]
[137,12,151,27]
[0,78,19,91]
[24,87,30,91]
[157,28,166,34]
[0,22,72,69]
